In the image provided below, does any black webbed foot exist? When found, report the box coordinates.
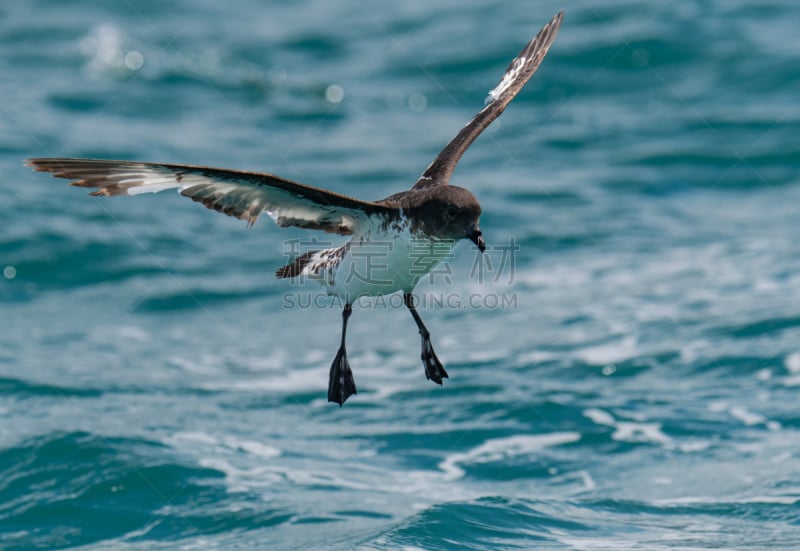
[328,346,357,406]
[404,292,449,386]
[420,332,449,385]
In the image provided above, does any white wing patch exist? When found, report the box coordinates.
[124,177,188,195]
[485,56,527,105]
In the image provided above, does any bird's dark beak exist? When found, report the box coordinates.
[467,224,485,252]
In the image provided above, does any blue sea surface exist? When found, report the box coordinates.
[2,1,800,549]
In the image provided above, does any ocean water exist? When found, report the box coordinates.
[2,0,800,548]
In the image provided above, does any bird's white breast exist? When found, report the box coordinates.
[299,214,457,302]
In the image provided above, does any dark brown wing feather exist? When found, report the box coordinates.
[413,10,563,190]
[27,158,398,234]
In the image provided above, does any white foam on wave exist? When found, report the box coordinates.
[653,495,800,506]
[583,408,675,447]
[165,432,288,493]
[556,537,684,551]
[612,422,673,446]
[578,470,597,491]
[108,324,150,343]
[438,432,581,481]
[770,342,800,387]
[574,336,639,366]
[169,431,281,459]
[781,375,800,387]
[728,406,767,426]
[195,366,327,393]
[583,408,615,426]
[784,352,800,373]
[708,401,780,430]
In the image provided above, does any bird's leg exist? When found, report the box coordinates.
[404,293,448,384]
[329,303,357,406]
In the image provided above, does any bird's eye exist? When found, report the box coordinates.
[446,206,458,218]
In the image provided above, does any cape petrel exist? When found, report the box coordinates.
[27,11,563,406]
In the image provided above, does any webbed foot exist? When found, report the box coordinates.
[328,346,357,406]
[421,333,449,385]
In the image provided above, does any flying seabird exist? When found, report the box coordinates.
[27,11,563,405]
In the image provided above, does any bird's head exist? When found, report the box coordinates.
[411,185,484,252]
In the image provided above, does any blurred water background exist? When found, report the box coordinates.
[2,0,800,548]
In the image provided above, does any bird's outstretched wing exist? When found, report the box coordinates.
[413,10,563,190]
[27,158,398,235]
